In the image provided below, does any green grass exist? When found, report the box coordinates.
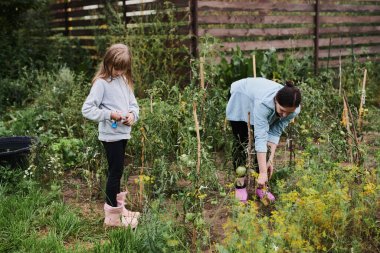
[0,179,191,253]
[0,180,97,253]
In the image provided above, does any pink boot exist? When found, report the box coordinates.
[235,187,248,203]
[104,203,138,228]
[256,188,275,203]
[117,191,141,220]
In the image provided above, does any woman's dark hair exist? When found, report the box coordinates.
[275,81,301,107]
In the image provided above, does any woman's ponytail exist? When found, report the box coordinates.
[276,80,301,108]
[285,80,294,88]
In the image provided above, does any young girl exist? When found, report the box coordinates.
[82,43,140,228]
[226,78,301,203]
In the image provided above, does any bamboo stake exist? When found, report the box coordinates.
[192,102,201,252]
[200,57,207,126]
[342,96,354,163]
[247,112,253,188]
[193,102,201,175]
[192,226,197,252]
[200,57,205,89]
[150,94,153,113]
[344,93,362,164]
[339,53,342,96]
[252,54,256,78]
[139,126,145,206]
[357,68,367,134]
[287,120,295,165]
[289,138,294,164]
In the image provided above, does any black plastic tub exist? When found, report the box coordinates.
[0,136,37,167]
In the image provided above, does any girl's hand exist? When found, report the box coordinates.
[267,159,274,179]
[257,172,268,186]
[111,111,123,121]
[123,112,134,126]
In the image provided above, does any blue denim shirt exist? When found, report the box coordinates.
[226,78,300,152]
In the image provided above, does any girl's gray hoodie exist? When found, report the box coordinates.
[82,76,139,141]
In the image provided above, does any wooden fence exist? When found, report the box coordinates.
[50,0,380,72]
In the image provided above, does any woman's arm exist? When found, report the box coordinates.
[253,103,272,186]
[267,142,277,178]
[257,152,268,185]
[268,107,300,144]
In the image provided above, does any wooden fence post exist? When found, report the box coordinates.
[314,0,320,74]
[64,1,69,36]
[122,0,127,25]
[190,0,198,58]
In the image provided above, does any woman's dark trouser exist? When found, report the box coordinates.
[230,121,258,172]
[102,139,127,207]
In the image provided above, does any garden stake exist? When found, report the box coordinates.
[139,109,146,207]
[342,95,354,163]
[192,99,202,253]
[193,102,201,175]
[199,57,207,127]
[339,53,342,96]
[252,54,256,78]
[247,112,253,188]
[344,93,362,165]
[192,226,197,253]
[200,57,205,89]
[150,94,153,113]
[288,120,295,166]
[357,68,367,134]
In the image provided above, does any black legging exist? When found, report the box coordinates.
[230,121,258,172]
[102,139,127,207]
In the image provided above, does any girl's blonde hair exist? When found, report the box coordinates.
[92,43,133,89]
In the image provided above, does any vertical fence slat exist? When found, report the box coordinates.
[190,0,198,58]
[314,0,320,74]
[64,1,69,36]
[122,0,126,25]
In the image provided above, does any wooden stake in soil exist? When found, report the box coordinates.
[339,53,342,96]
[193,102,201,175]
[192,225,197,252]
[192,102,201,252]
[139,126,145,206]
[357,68,367,134]
[287,120,295,165]
[247,112,253,188]
[342,96,354,163]
[200,57,205,89]
[199,57,207,127]
[252,54,256,78]
[344,93,362,165]
[150,94,153,113]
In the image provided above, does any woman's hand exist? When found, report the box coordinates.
[257,172,268,186]
[122,112,135,126]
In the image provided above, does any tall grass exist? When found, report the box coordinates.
[0,181,86,252]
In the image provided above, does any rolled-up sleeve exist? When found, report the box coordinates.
[268,107,300,144]
[82,81,112,122]
[253,103,271,153]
